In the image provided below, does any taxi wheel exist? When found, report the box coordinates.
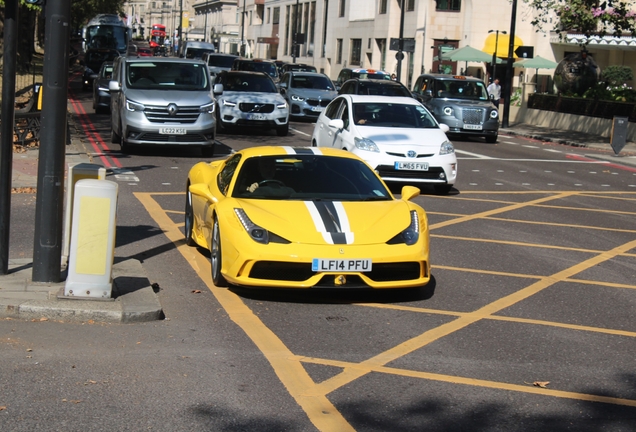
[211,218,228,287]
[485,134,497,143]
[184,188,196,247]
[276,123,289,137]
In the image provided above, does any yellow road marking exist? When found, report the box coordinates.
[431,234,604,254]
[134,192,355,432]
[296,356,636,408]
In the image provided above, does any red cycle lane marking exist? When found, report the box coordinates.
[566,153,636,173]
[68,92,123,169]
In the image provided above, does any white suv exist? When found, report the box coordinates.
[109,57,217,155]
[213,70,289,136]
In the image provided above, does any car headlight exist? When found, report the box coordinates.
[234,208,290,245]
[439,140,455,155]
[490,110,499,119]
[277,101,288,109]
[126,99,145,112]
[290,94,304,102]
[199,102,215,113]
[354,137,380,152]
[235,208,269,244]
[442,106,453,116]
[387,210,420,245]
[222,99,236,107]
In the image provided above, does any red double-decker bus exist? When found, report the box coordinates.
[150,24,166,48]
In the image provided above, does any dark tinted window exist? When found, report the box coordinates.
[291,75,334,90]
[234,60,278,79]
[127,61,209,90]
[357,81,411,97]
[352,102,438,128]
[218,153,242,196]
[222,73,278,93]
[207,55,237,68]
[324,98,344,119]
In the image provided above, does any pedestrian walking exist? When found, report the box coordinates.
[487,78,501,108]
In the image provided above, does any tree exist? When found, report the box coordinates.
[526,0,636,42]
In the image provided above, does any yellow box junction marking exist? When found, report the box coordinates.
[135,190,636,430]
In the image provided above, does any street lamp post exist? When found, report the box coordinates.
[488,29,506,82]
[502,0,518,128]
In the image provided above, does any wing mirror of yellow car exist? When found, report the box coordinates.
[401,185,420,201]
[189,183,217,203]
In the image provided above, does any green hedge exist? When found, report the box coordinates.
[527,94,636,122]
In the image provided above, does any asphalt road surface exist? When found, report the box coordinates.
[1,82,635,431]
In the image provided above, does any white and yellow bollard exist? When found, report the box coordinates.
[62,163,106,265]
[64,179,118,298]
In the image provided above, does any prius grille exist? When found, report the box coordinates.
[144,105,200,123]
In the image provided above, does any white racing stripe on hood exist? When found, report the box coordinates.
[304,201,354,245]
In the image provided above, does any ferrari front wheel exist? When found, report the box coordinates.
[184,188,196,246]
[211,218,228,287]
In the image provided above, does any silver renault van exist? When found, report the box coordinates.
[109,56,217,155]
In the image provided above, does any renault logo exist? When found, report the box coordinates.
[407,150,417,158]
[167,103,178,116]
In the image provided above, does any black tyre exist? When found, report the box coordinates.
[485,134,498,143]
[111,122,121,144]
[201,145,215,158]
[216,108,227,133]
[184,188,196,247]
[276,123,289,137]
[211,218,228,287]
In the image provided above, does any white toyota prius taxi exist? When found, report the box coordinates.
[311,94,457,194]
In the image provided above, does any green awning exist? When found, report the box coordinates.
[513,55,558,69]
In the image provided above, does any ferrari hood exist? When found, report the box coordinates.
[237,199,413,245]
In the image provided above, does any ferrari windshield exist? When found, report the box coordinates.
[352,102,438,128]
[232,155,391,201]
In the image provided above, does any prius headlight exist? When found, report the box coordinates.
[126,99,145,112]
[439,140,455,155]
[354,137,380,152]
[387,211,420,245]
[234,208,290,245]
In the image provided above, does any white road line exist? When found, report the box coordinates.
[522,145,539,148]
[110,168,140,182]
[456,158,611,164]
[544,149,562,153]
[455,149,494,159]
[290,127,311,137]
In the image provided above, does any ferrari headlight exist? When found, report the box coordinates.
[443,106,454,116]
[126,99,145,112]
[439,140,455,155]
[387,210,420,245]
[354,137,380,152]
[200,102,215,113]
[490,109,499,119]
[235,208,269,244]
[290,94,304,102]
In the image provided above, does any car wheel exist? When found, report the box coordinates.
[276,123,289,137]
[485,134,498,143]
[434,184,453,195]
[211,217,228,287]
[311,139,317,147]
[184,187,196,247]
[216,108,227,133]
[111,122,121,144]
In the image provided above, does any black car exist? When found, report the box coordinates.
[231,58,280,82]
[92,61,114,114]
[82,48,119,90]
[280,63,318,73]
[338,78,414,98]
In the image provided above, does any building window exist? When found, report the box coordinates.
[407,0,415,11]
[322,0,329,57]
[267,7,271,24]
[379,0,387,14]
[435,0,461,11]
[336,38,343,64]
[350,39,361,65]
[339,0,346,17]
[376,38,386,71]
[273,7,280,24]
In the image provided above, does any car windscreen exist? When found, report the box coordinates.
[100,66,113,79]
[208,56,236,68]
[127,62,209,90]
[352,102,438,128]
[238,62,278,79]
[291,75,334,90]
[222,74,278,93]
[357,82,411,97]
[433,79,489,101]
[185,48,213,59]
[232,155,391,201]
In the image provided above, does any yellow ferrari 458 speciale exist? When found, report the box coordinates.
[185,146,430,289]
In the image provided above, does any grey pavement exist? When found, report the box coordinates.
[1,118,164,324]
[2,120,636,324]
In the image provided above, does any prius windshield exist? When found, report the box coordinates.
[232,155,391,201]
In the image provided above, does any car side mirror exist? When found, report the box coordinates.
[328,119,344,130]
[213,83,224,95]
[438,123,450,133]
[401,186,420,201]
[108,80,121,92]
[424,89,433,98]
